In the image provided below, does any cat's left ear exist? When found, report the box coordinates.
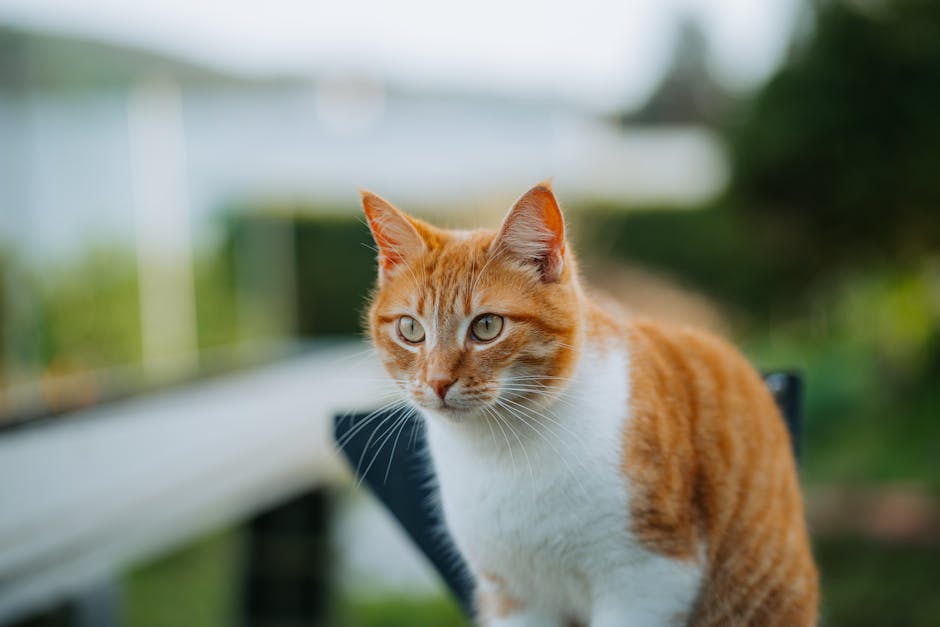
[491,181,566,282]
[361,190,426,282]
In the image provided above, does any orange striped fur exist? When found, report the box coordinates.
[623,321,818,625]
[363,183,818,626]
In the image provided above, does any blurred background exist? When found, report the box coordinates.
[1,0,938,625]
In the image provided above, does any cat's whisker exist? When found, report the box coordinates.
[494,398,590,498]
[335,393,403,422]
[498,385,593,407]
[498,391,587,415]
[332,345,378,364]
[354,403,414,486]
[496,395,590,453]
[358,406,417,486]
[336,398,409,450]
[479,405,501,453]
[501,392,592,414]
[336,408,396,453]
[499,382,581,395]
[352,408,401,479]
[498,410,534,483]
[500,380,583,396]
[407,415,424,452]
[354,378,409,387]
[503,375,577,383]
[495,403,580,485]
[382,411,415,484]
[469,246,499,295]
[358,411,407,482]
[482,404,518,476]
[500,376,591,397]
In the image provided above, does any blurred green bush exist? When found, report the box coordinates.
[729,0,940,276]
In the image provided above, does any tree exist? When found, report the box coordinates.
[729,0,940,274]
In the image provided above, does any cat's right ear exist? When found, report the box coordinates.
[361,190,426,282]
[491,182,566,282]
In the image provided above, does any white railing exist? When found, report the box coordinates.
[0,342,385,625]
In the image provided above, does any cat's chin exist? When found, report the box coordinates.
[416,402,486,423]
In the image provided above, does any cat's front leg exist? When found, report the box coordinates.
[589,557,701,627]
[481,608,568,627]
[475,574,567,627]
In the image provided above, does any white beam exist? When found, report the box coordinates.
[0,342,386,624]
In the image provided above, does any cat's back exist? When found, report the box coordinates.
[622,317,788,460]
[616,317,819,626]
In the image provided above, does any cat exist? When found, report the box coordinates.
[362,182,819,626]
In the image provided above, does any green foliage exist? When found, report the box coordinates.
[0,26,238,91]
[35,244,247,374]
[39,248,143,372]
[742,261,940,487]
[123,529,242,627]
[729,0,940,273]
[0,242,247,406]
[571,205,785,313]
[816,537,940,627]
[292,216,376,336]
[193,248,239,350]
[224,211,375,337]
[584,0,940,316]
[336,595,467,627]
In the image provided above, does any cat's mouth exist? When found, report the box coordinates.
[436,403,471,417]
[413,395,491,420]
[435,398,477,414]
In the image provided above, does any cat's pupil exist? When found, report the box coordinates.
[398,316,425,342]
[472,314,503,341]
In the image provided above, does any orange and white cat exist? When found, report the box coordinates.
[363,183,819,626]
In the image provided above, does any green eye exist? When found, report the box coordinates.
[470,314,504,342]
[398,316,425,343]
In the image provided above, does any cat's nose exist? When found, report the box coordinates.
[429,376,457,400]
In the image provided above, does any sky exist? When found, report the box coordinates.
[0,0,804,112]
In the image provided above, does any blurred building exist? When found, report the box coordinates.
[0,25,728,260]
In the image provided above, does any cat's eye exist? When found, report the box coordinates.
[398,316,425,343]
[470,314,504,342]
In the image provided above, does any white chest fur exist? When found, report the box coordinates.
[424,344,701,624]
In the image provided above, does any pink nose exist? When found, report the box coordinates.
[429,377,456,400]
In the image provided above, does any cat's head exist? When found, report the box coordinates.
[364,182,583,421]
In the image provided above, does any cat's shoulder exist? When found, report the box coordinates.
[585,302,758,382]
[586,298,724,349]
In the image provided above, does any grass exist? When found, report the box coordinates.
[334,595,467,627]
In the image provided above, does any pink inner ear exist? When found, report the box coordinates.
[361,190,423,273]
[367,217,406,271]
[528,185,565,252]
[494,183,567,281]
